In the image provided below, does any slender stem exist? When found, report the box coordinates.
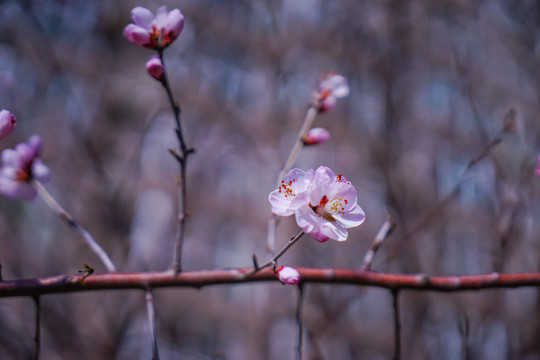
[33,180,116,272]
[33,296,40,360]
[158,50,192,274]
[296,284,305,360]
[276,106,318,188]
[392,290,401,360]
[361,215,396,271]
[146,289,160,360]
[246,231,305,278]
[405,120,511,237]
[267,106,318,253]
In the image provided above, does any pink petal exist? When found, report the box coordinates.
[15,143,35,164]
[124,24,151,46]
[311,232,329,242]
[1,149,21,168]
[131,7,154,29]
[333,204,366,228]
[164,9,184,38]
[32,160,51,183]
[0,178,36,200]
[27,134,42,153]
[0,110,16,139]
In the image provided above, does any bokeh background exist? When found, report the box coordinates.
[1,0,540,359]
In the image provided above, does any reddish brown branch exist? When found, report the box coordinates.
[2,268,540,297]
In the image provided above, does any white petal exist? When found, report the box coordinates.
[334,205,366,228]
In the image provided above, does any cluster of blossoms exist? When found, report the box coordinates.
[269,166,365,242]
[0,134,50,201]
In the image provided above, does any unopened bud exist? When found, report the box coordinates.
[0,110,16,139]
[303,127,330,145]
[276,266,300,285]
[146,55,164,81]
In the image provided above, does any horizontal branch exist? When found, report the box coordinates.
[2,268,540,297]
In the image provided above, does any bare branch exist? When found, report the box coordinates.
[2,268,540,297]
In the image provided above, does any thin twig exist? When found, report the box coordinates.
[392,289,401,360]
[267,106,318,253]
[245,231,305,278]
[361,214,396,271]
[33,180,116,272]
[145,289,160,360]
[33,296,40,360]
[404,115,515,238]
[276,106,318,187]
[296,284,305,360]
[158,50,194,274]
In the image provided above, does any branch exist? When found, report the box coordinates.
[3,268,540,297]
[158,50,193,274]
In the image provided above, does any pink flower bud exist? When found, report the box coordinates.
[0,110,16,139]
[315,72,349,112]
[146,55,164,81]
[276,266,300,285]
[0,135,50,201]
[536,154,540,177]
[303,127,330,146]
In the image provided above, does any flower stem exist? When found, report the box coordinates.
[246,230,304,278]
[33,180,117,272]
[33,296,40,360]
[158,50,194,274]
[296,284,305,360]
[392,289,401,360]
[267,106,318,252]
[276,106,318,188]
[145,289,160,360]
[360,214,396,271]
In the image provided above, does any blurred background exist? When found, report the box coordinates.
[0,0,540,358]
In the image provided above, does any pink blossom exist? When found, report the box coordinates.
[276,266,300,285]
[124,6,184,49]
[269,166,365,242]
[536,154,540,177]
[0,135,51,200]
[303,127,330,145]
[316,72,350,112]
[0,110,16,139]
[269,168,315,216]
[146,55,165,81]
